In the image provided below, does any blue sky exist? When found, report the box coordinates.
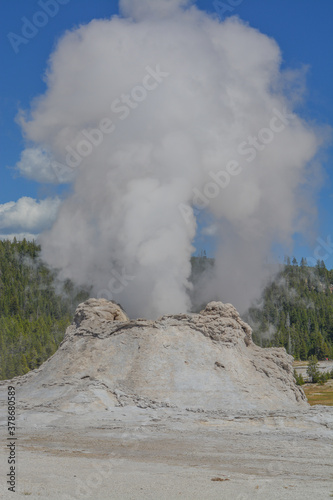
[1,0,332,267]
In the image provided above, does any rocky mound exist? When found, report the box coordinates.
[0,299,307,413]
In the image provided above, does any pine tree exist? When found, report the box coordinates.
[0,239,89,380]
[307,355,320,383]
[243,257,333,360]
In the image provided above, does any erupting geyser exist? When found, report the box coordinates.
[17,0,324,318]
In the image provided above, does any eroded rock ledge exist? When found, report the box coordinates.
[68,299,252,346]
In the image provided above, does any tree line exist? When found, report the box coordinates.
[190,254,333,360]
[245,258,333,359]
[0,239,89,380]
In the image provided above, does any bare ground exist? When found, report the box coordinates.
[1,405,333,500]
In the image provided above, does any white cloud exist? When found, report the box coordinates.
[15,147,75,184]
[0,197,61,240]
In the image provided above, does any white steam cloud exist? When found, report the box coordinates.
[18,0,324,318]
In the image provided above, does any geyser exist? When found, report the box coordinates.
[18,0,323,318]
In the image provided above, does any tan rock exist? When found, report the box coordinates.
[0,299,307,413]
[74,297,129,325]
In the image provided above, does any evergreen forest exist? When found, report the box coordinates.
[245,257,333,360]
[0,239,89,380]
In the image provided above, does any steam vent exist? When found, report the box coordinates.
[5,299,307,413]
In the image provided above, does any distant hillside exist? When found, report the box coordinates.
[190,256,333,360]
[244,259,333,359]
[0,239,89,380]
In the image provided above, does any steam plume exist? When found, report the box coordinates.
[19,0,323,317]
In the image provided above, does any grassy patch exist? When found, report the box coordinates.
[303,380,333,406]
[293,361,309,367]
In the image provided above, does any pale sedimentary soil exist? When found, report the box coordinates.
[0,405,332,500]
